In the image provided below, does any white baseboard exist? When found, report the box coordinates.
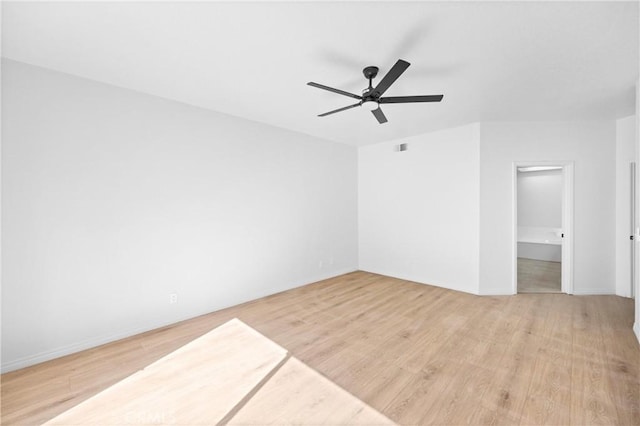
[634,322,640,345]
[292,267,358,289]
[478,290,513,296]
[1,267,357,373]
[0,308,223,374]
[357,268,481,295]
[571,289,616,295]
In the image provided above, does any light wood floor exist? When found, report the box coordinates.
[518,257,562,293]
[42,319,393,425]
[2,271,639,425]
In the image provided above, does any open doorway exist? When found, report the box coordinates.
[512,162,574,294]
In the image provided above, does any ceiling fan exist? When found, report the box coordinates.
[307,59,443,124]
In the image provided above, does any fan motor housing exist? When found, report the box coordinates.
[363,66,379,80]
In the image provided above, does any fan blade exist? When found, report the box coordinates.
[307,82,362,100]
[379,95,443,104]
[318,102,361,117]
[370,59,410,98]
[371,107,388,124]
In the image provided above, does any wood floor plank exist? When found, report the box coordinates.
[593,297,640,425]
[570,297,620,425]
[519,295,573,425]
[518,257,561,293]
[227,357,394,425]
[422,297,511,425]
[383,358,459,425]
[44,319,288,425]
[470,294,545,425]
[2,271,638,426]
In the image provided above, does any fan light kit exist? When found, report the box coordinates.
[307,59,443,124]
[361,100,380,111]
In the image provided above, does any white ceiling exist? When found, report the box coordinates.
[3,1,638,146]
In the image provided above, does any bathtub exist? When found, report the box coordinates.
[517,226,562,262]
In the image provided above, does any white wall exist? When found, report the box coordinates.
[480,121,616,295]
[1,60,358,372]
[3,58,632,366]
[615,115,636,297]
[358,123,481,294]
[517,169,562,227]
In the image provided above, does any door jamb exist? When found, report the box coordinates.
[511,161,574,295]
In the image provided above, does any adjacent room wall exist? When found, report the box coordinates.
[479,121,616,295]
[358,123,481,294]
[615,115,636,297]
[1,60,358,372]
[517,169,562,228]
[517,169,563,263]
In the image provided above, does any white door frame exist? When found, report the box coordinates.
[511,161,574,295]
[631,163,636,298]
